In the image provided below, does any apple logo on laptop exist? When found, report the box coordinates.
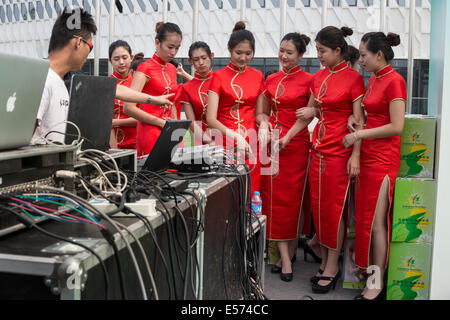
[6,92,17,112]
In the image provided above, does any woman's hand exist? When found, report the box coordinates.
[347,114,365,133]
[296,107,316,121]
[258,121,272,146]
[347,154,360,178]
[273,135,290,154]
[235,133,253,158]
[343,131,360,149]
[150,93,175,106]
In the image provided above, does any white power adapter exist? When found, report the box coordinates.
[89,198,157,218]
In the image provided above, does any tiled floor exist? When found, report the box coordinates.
[263,247,361,301]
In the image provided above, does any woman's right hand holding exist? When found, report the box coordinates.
[296,106,316,121]
[258,121,272,146]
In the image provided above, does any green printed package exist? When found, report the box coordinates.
[399,115,436,179]
[342,238,366,289]
[392,179,436,244]
[387,243,432,300]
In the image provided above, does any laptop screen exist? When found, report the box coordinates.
[141,120,191,172]
[0,53,49,150]
[65,74,116,151]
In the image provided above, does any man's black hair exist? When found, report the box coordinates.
[48,7,97,55]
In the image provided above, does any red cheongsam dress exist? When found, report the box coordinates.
[178,70,213,145]
[355,65,407,268]
[110,70,136,149]
[208,62,265,193]
[260,65,313,240]
[135,54,178,156]
[309,61,365,250]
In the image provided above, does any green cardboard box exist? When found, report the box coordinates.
[342,238,366,289]
[399,115,437,179]
[387,243,432,300]
[392,179,436,244]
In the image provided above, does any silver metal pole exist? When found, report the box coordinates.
[163,0,168,22]
[240,0,246,22]
[280,0,286,41]
[380,0,386,33]
[94,0,101,76]
[406,0,416,114]
[192,0,199,76]
[322,0,328,28]
[108,0,115,75]
[280,0,287,70]
[193,0,199,42]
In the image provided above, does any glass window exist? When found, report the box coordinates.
[54,0,62,15]
[36,1,44,19]
[102,0,110,13]
[148,0,158,11]
[124,0,134,12]
[44,0,52,18]
[270,0,280,8]
[13,3,19,21]
[137,0,146,12]
[20,3,27,20]
[83,0,92,13]
[228,0,237,9]
[214,0,221,9]
[6,4,12,22]
[28,2,36,20]
[0,6,5,23]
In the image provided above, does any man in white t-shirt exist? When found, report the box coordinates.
[31,8,97,144]
[32,7,174,145]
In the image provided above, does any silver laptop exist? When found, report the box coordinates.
[0,52,49,150]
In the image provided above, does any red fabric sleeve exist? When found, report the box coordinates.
[386,76,407,103]
[136,61,151,78]
[351,74,366,102]
[208,72,222,96]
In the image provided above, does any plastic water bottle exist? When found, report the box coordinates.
[251,191,262,216]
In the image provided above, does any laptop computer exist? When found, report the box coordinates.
[65,74,117,151]
[141,120,191,172]
[0,53,49,150]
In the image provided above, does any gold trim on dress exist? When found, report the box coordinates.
[353,94,365,103]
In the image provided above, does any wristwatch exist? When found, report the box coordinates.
[146,95,153,104]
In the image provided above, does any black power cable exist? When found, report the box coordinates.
[0,204,110,300]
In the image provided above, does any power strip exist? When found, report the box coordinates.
[89,198,157,218]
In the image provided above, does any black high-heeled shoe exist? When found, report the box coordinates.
[354,288,385,301]
[311,270,341,294]
[310,268,324,284]
[280,272,293,282]
[303,242,322,263]
[270,265,282,274]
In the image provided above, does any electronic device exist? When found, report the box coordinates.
[0,144,78,237]
[170,145,224,173]
[140,120,191,172]
[0,53,49,150]
[65,75,116,151]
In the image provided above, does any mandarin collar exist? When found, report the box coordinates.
[330,60,348,73]
[194,69,213,80]
[112,70,131,81]
[152,53,167,67]
[282,64,301,75]
[227,62,247,73]
[375,65,393,78]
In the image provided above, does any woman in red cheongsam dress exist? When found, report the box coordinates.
[256,33,313,282]
[207,21,265,193]
[286,26,365,294]
[343,32,406,301]
[108,40,137,149]
[177,41,214,145]
[124,22,182,156]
